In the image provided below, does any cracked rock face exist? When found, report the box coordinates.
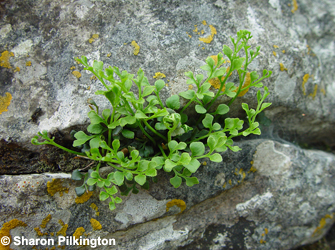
[1,140,335,249]
[0,0,335,249]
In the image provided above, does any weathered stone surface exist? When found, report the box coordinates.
[0,0,334,148]
[1,0,335,249]
[1,140,335,249]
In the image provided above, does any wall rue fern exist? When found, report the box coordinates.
[32,30,272,211]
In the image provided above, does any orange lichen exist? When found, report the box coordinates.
[26,61,32,66]
[0,51,14,68]
[40,214,52,228]
[47,179,69,197]
[239,168,246,182]
[90,218,102,230]
[34,227,47,236]
[131,41,140,55]
[73,227,85,239]
[166,199,186,214]
[88,34,99,44]
[153,72,166,79]
[312,214,334,236]
[248,166,257,173]
[273,45,279,49]
[302,74,309,95]
[199,24,217,44]
[0,219,27,250]
[308,84,318,100]
[57,220,68,237]
[279,63,288,71]
[0,92,12,115]
[291,0,298,13]
[90,203,99,216]
[237,72,251,97]
[72,71,81,79]
[75,191,93,204]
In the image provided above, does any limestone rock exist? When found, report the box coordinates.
[1,140,335,249]
[0,0,335,249]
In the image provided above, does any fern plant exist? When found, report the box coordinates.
[32,30,272,211]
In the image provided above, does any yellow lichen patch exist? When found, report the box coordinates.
[72,70,81,79]
[107,53,111,57]
[70,66,76,70]
[47,179,69,197]
[210,55,218,66]
[57,220,68,237]
[228,179,232,185]
[260,239,266,244]
[186,32,192,38]
[75,191,93,204]
[34,227,47,236]
[237,72,251,97]
[302,74,309,95]
[320,88,326,95]
[166,199,186,214]
[188,85,193,90]
[40,214,52,228]
[273,45,279,49]
[26,61,32,66]
[312,214,334,236]
[90,75,97,80]
[153,72,166,79]
[282,50,286,53]
[272,51,277,57]
[291,0,298,13]
[0,51,14,68]
[131,41,140,55]
[279,63,288,71]
[265,228,268,234]
[89,34,99,44]
[90,218,102,230]
[202,20,207,25]
[90,203,99,216]
[14,67,20,72]
[0,219,27,250]
[308,84,318,100]
[202,161,207,166]
[222,183,226,188]
[199,24,217,44]
[193,25,198,33]
[248,166,257,173]
[73,227,87,246]
[0,92,12,115]
[73,227,85,239]
[239,168,246,182]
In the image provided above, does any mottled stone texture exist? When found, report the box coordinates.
[0,0,335,249]
[1,140,335,249]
